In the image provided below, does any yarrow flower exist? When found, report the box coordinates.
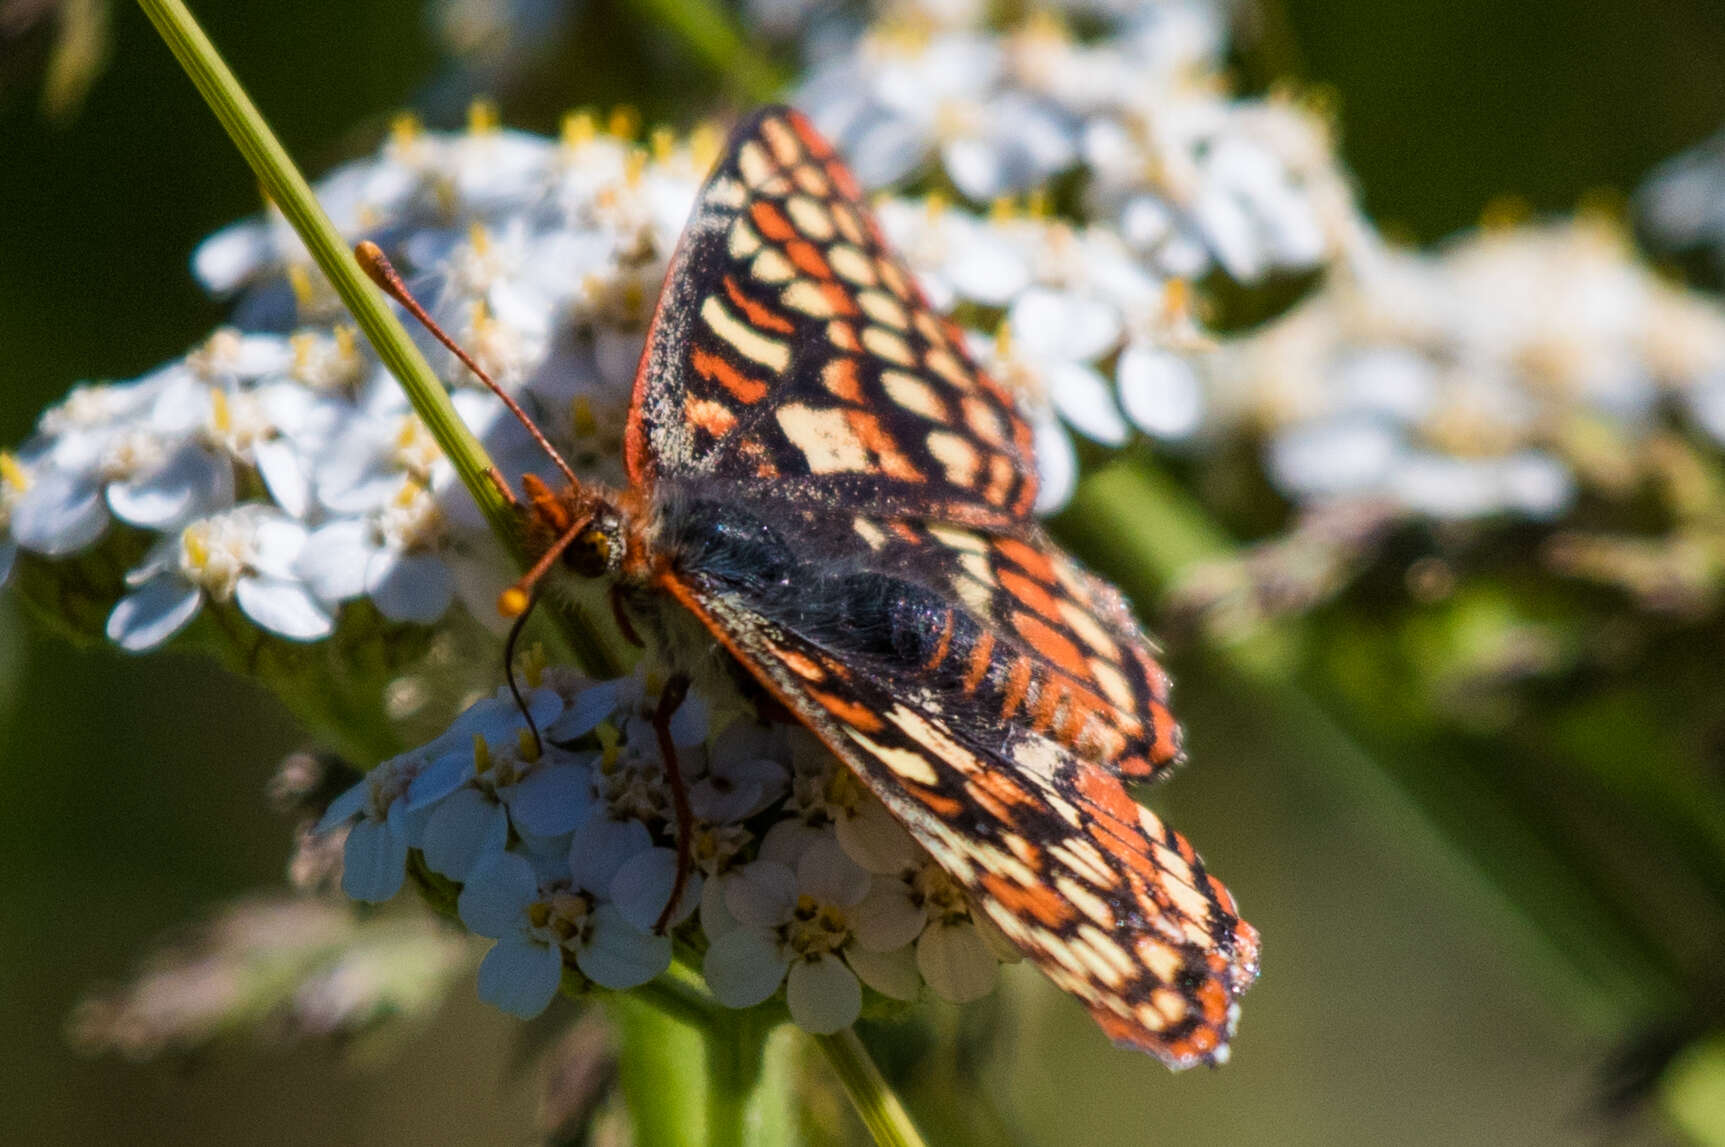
[316,666,1014,1033]
[1209,216,1725,523]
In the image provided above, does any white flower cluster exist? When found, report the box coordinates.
[0,110,719,646]
[1637,122,1725,285]
[1208,217,1725,522]
[319,668,1014,1034]
[796,4,1369,286]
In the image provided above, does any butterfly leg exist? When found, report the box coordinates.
[650,672,696,934]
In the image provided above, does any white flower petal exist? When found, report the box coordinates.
[1032,416,1077,515]
[253,439,311,519]
[420,787,509,880]
[1118,346,1205,440]
[576,904,672,989]
[296,519,373,601]
[544,678,623,743]
[835,799,919,874]
[367,552,455,623]
[503,762,594,836]
[797,838,872,909]
[845,945,921,1002]
[787,955,862,1035]
[457,850,539,937]
[107,446,231,530]
[235,575,335,640]
[404,747,477,810]
[1049,361,1129,446]
[917,920,999,1004]
[568,812,653,893]
[314,777,369,834]
[725,860,798,928]
[476,935,563,1018]
[610,847,702,932]
[12,470,109,555]
[851,881,927,953]
[106,575,203,651]
[703,928,790,1009]
[341,817,409,902]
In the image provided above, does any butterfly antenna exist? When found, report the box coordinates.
[354,241,581,490]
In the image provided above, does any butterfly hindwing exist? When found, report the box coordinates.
[661,557,1259,1068]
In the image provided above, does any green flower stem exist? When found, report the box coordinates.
[1057,459,1678,1024]
[607,995,707,1147]
[622,0,786,102]
[134,0,625,679]
[813,1029,928,1147]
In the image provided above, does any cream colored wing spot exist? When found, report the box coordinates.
[877,258,914,300]
[737,140,777,189]
[962,395,1007,444]
[700,295,790,372]
[760,116,804,167]
[885,703,984,777]
[952,573,994,614]
[881,370,949,422]
[831,202,866,246]
[728,219,762,259]
[775,403,872,473]
[845,728,941,786]
[862,326,916,367]
[1136,936,1185,984]
[958,550,996,587]
[858,289,910,330]
[705,176,747,210]
[1089,658,1137,711]
[925,348,975,391]
[926,429,981,486]
[1060,878,1118,931]
[783,279,838,318]
[786,195,837,241]
[751,247,797,284]
[1050,839,1115,889]
[828,244,876,286]
[926,523,986,553]
[853,517,889,550]
[1058,598,1121,661]
[793,163,831,197]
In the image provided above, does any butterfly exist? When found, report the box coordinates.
[365,104,1259,1068]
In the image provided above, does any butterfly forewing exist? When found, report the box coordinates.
[626,107,1036,524]
[630,106,1259,1065]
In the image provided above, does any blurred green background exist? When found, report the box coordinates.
[3,0,1724,1142]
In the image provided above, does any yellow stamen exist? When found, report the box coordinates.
[624,146,648,189]
[989,194,1016,222]
[209,387,231,434]
[607,104,640,141]
[1026,187,1051,219]
[1,452,31,493]
[468,220,491,256]
[182,523,210,568]
[571,396,598,438]
[690,123,723,170]
[498,586,530,618]
[517,727,541,763]
[650,125,675,164]
[473,733,492,774]
[1480,193,1531,232]
[924,190,949,219]
[521,642,548,688]
[287,264,317,308]
[562,109,597,148]
[390,111,421,148]
[467,97,500,135]
[993,320,1013,359]
[334,325,357,359]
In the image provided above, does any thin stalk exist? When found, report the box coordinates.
[813,1028,927,1147]
[703,1013,766,1147]
[133,0,624,678]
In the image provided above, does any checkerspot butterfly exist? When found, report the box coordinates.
[367,105,1259,1067]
